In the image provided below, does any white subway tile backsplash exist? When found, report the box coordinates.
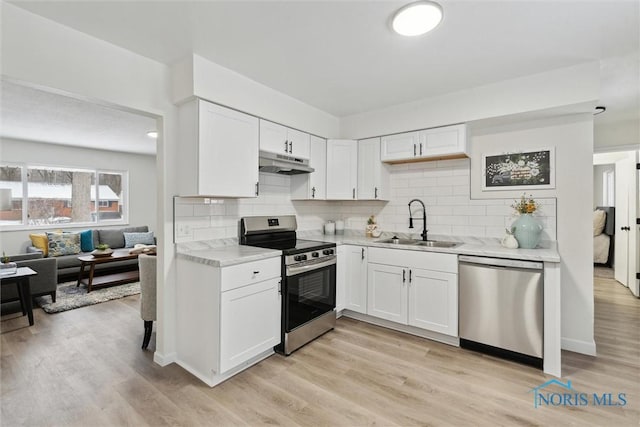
[174,158,557,243]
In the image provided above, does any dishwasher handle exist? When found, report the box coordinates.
[458,255,543,270]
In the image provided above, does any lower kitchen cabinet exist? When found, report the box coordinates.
[336,246,346,311]
[366,247,458,337]
[175,256,281,387]
[342,245,368,314]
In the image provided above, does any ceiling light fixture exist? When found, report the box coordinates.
[146,131,158,138]
[392,1,443,37]
[593,106,606,115]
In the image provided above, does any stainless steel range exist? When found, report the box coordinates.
[240,215,336,355]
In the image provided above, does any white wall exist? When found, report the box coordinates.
[593,164,614,208]
[340,62,600,140]
[172,54,340,139]
[470,116,596,354]
[0,138,157,253]
[175,158,557,243]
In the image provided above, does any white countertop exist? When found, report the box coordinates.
[176,239,281,267]
[176,230,560,266]
[298,230,560,263]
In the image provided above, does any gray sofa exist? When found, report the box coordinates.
[28,226,150,282]
[1,252,58,304]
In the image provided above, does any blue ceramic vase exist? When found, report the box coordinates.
[512,213,543,249]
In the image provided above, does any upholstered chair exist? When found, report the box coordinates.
[138,254,157,350]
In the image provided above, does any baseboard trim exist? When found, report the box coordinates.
[561,337,596,356]
[153,351,177,366]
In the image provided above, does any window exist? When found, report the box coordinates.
[602,169,614,206]
[0,164,128,228]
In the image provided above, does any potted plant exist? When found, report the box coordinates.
[92,243,113,258]
[0,252,17,275]
[510,194,543,249]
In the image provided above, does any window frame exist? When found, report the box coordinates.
[0,162,129,231]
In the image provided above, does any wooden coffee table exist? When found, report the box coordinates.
[77,250,139,293]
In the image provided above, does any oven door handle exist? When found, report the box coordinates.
[286,256,337,276]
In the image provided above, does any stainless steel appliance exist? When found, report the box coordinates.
[258,150,314,175]
[458,255,544,368]
[240,215,336,355]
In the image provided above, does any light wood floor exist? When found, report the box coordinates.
[2,276,639,426]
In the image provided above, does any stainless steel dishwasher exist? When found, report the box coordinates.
[458,255,543,368]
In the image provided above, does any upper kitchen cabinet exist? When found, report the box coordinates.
[358,137,389,200]
[326,139,358,200]
[380,131,420,162]
[381,124,468,163]
[178,98,259,197]
[259,120,310,159]
[291,135,327,200]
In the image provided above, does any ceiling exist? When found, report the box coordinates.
[2,1,639,152]
[0,80,158,155]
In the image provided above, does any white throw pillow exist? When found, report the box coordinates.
[593,210,606,236]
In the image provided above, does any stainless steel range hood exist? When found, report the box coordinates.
[259,150,314,175]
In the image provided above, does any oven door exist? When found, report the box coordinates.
[284,257,336,332]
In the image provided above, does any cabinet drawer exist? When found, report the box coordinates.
[221,257,281,292]
[368,247,458,274]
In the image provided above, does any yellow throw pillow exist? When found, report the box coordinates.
[29,233,49,257]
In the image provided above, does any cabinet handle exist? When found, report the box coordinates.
[413,144,416,156]
[278,279,282,295]
[311,186,316,198]
[409,269,412,283]
[255,182,259,196]
[289,141,293,153]
[374,187,378,199]
[253,271,260,275]
[419,143,423,156]
[361,248,365,260]
[285,140,289,153]
[352,188,356,199]
[403,269,406,283]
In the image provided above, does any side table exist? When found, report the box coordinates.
[1,267,37,326]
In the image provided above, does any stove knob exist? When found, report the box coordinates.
[311,252,319,258]
[294,255,303,261]
[301,254,308,261]
[323,249,334,255]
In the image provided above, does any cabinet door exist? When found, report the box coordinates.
[199,101,259,197]
[336,246,347,312]
[380,131,419,162]
[326,139,358,200]
[219,277,281,373]
[408,268,458,336]
[345,245,368,314]
[259,120,288,155]
[367,263,407,323]
[419,124,467,158]
[358,137,388,200]
[309,136,326,199]
[287,128,310,159]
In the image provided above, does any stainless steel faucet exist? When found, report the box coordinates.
[408,199,428,241]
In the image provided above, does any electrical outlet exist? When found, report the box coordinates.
[203,198,211,204]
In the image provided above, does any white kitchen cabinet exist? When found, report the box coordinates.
[259,119,310,159]
[407,268,458,336]
[380,131,420,162]
[290,135,327,200]
[336,246,346,312]
[380,124,468,163]
[419,124,467,158]
[176,256,281,387]
[366,247,458,337]
[178,99,259,197]
[358,137,389,200]
[344,245,368,314]
[367,263,407,323]
[326,139,358,200]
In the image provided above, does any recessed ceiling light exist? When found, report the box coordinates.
[146,131,158,138]
[392,1,443,37]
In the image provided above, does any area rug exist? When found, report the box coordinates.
[35,281,140,314]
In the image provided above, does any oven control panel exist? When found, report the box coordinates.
[286,248,335,266]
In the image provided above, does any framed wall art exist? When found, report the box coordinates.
[482,148,555,191]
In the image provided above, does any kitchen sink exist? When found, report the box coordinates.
[376,237,460,248]
[415,241,460,248]
[376,238,419,245]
